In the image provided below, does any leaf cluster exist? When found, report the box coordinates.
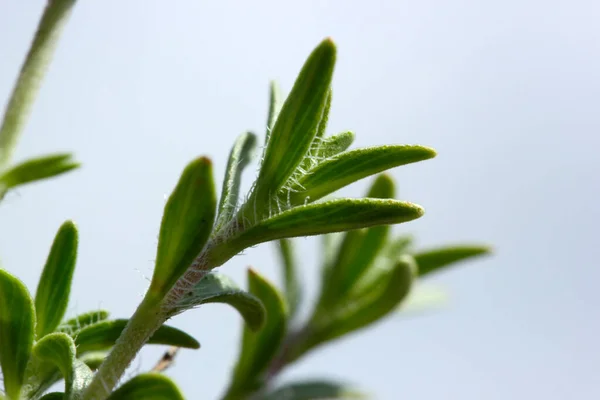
[0,2,491,399]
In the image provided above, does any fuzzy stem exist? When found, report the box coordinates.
[82,295,165,400]
[0,0,76,168]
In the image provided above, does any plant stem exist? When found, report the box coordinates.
[0,0,76,168]
[82,294,166,400]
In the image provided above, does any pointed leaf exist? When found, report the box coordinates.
[265,81,283,136]
[33,333,93,399]
[291,145,436,204]
[0,0,77,167]
[216,132,257,230]
[0,269,35,399]
[302,256,416,356]
[35,220,79,337]
[212,199,423,265]
[225,269,287,399]
[168,272,265,331]
[73,320,199,354]
[276,239,301,318]
[56,310,110,336]
[106,374,184,400]
[414,245,492,276]
[262,381,366,400]
[150,157,216,297]
[0,153,78,191]
[254,38,336,207]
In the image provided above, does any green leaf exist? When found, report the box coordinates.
[314,130,354,161]
[290,145,436,204]
[21,358,62,400]
[0,269,35,399]
[302,256,416,357]
[296,91,334,175]
[215,132,257,230]
[276,239,301,318]
[0,154,78,192]
[261,381,366,400]
[35,220,79,338]
[0,0,77,168]
[73,320,200,354]
[212,198,424,265]
[40,393,65,400]
[398,285,449,315]
[56,310,110,336]
[33,333,93,399]
[106,374,184,400]
[413,245,492,276]
[253,38,336,208]
[78,351,107,371]
[381,235,414,260]
[266,80,283,135]
[150,156,217,298]
[314,89,332,141]
[366,174,395,199]
[225,269,287,399]
[320,175,396,304]
[168,272,265,331]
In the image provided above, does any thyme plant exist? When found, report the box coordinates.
[0,1,490,399]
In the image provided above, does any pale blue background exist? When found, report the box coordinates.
[1,1,599,399]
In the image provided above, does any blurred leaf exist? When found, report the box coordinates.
[290,145,436,204]
[0,0,77,167]
[150,157,216,298]
[0,269,35,399]
[216,131,257,230]
[33,333,93,399]
[322,175,396,303]
[261,381,367,400]
[78,351,107,371]
[366,174,395,199]
[319,232,344,280]
[168,272,265,331]
[39,393,64,400]
[398,285,449,315]
[106,373,184,400]
[0,154,78,193]
[35,220,78,338]
[213,199,423,264]
[266,80,283,136]
[301,256,416,357]
[413,245,492,276]
[276,239,302,318]
[57,310,110,336]
[224,269,287,399]
[382,235,414,260]
[73,320,200,354]
[254,38,336,208]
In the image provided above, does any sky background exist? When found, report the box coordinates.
[1,1,599,399]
